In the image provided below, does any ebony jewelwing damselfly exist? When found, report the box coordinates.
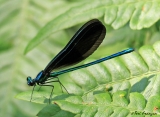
[27,19,134,103]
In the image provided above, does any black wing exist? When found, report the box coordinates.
[43,19,106,73]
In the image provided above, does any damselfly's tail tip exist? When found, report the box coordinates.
[127,48,134,52]
[123,48,134,54]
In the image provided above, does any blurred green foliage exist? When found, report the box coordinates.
[1,0,160,117]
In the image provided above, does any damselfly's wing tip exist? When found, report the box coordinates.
[44,19,106,72]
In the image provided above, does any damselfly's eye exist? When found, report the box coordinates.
[27,76,34,86]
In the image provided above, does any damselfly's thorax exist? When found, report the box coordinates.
[34,70,45,82]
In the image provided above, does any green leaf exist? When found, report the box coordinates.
[17,41,160,116]
[1,0,160,116]
[128,93,146,110]
[18,92,160,116]
[37,105,75,117]
[25,0,160,53]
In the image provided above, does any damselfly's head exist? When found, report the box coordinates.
[27,76,35,86]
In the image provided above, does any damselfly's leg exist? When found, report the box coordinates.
[46,77,69,94]
[56,78,69,94]
[38,83,54,104]
[37,86,42,92]
[39,80,68,104]
[30,85,36,102]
